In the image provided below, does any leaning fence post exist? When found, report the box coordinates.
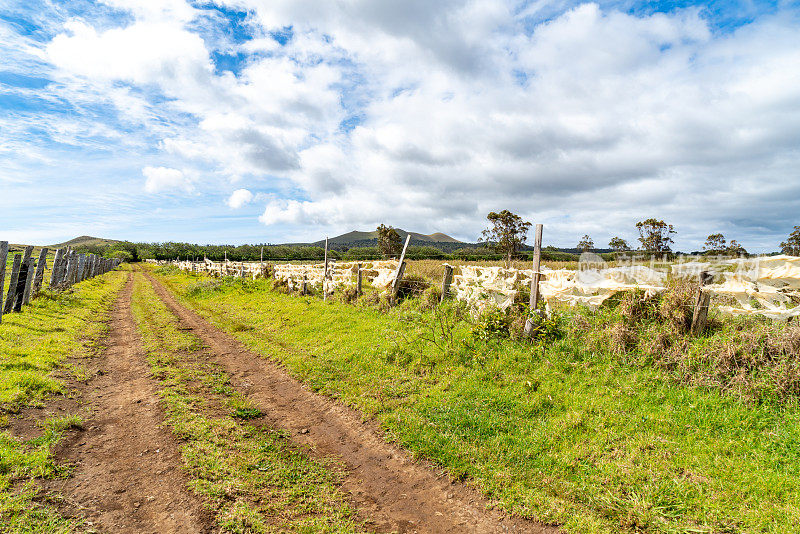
[356,263,363,297]
[440,264,454,303]
[691,271,714,336]
[4,255,21,314]
[390,234,412,302]
[0,241,8,323]
[523,223,544,338]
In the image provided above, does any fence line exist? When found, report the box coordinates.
[0,241,121,324]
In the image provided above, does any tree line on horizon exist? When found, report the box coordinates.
[65,216,800,263]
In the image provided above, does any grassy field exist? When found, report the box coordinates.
[129,273,366,533]
[0,269,127,533]
[152,266,800,534]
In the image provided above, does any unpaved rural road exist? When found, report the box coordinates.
[26,271,560,533]
[40,276,214,533]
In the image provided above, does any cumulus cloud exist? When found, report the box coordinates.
[227,188,254,209]
[11,0,800,249]
[143,166,192,193]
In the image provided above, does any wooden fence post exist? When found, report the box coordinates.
[32,247,48,296]
[4,255,21,314]
[391,235,412,302]
[301,275,307,296]
[691,271,714,336]
[22,256,36,306]
[524,224,544,338]
[440,264,454,303]
[65,253,77,287]
[49,248,64,287]
[14,258,33,312]
[0,241,7,323]
[356,263,362,297]
[78,254,86,282]
[323,237,329,301]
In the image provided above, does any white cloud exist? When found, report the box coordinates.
[143,166,192,193]
[227,188,254,209]
[18,0,800,250]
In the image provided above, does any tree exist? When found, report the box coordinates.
[781,226,800,256]
[726,240,747,256]
[377,224,402,258]
[608,237,629,252]
[636,218,675,254]
[703,233,726,254]
[577,235,594,252]
[479,210,532,265]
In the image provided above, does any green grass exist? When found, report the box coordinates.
[0,269,127,533]
[153,268,800,534]
[129,273,367,533]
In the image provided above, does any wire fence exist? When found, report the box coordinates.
[1,241,121,324]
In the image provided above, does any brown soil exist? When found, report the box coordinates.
[145,273,559,534]
[38,274,215,533]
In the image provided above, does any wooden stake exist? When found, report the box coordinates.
[356,263,363,297]
[440,264,454,303]
[524,224,544,338]
[691,271,714,336]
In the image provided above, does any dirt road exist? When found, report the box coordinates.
[39,274,214,533]
[16,271,557,533]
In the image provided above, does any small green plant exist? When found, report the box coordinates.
[232,407,263,419]
[471,307,511,342]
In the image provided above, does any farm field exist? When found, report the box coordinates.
[3,257,800,533]
[150,264,800,533]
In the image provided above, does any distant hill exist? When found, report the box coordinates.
[310,229,462,247]
[49,235,121,248]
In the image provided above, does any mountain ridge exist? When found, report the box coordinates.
[305,229,463,247]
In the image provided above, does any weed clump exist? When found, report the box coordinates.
[184,279,222,298]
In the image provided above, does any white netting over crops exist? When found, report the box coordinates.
[451,265,668,312]
[700,255,800,320]
[451,256,800,320]
[155,254,800,320]
[273,260,398,293]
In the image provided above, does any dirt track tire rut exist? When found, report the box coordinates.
[145,272,559,534]
[44,274,214,533]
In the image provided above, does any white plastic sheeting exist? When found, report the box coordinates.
[272,260,398,293]
[451,256,800,320]
[451,265,668,312]
[700,255,800,320]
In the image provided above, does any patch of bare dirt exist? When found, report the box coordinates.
[146,273,560,534]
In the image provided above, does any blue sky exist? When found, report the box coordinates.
[1,0,798,251]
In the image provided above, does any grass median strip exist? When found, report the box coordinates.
[129,273,366,533]
[0,269,127,533]
[153,268,800,534]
